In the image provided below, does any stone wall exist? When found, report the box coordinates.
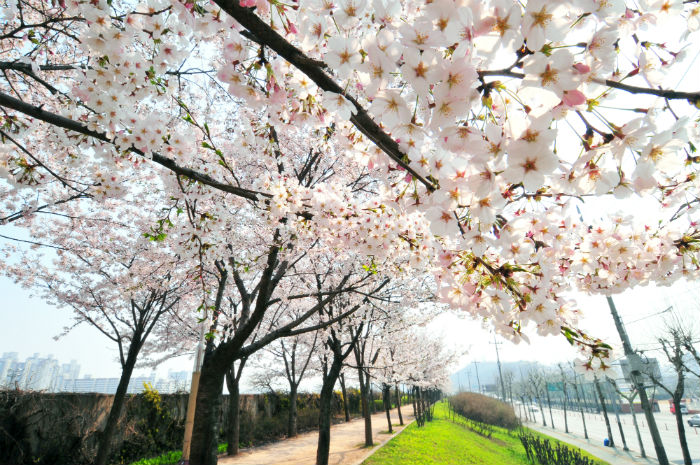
[0,388,361,465]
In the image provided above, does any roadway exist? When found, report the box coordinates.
[518,404,700,465]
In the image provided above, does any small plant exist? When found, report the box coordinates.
[142,383,163,414]
[129,450,181,465]
[519,432,601,465]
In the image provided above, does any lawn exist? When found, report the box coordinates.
[362,401,609,465]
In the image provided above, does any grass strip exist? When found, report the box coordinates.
[362,401,609,465]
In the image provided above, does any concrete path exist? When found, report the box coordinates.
[218,407,414,465]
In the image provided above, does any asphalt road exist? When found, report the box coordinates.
[518,404,700,465]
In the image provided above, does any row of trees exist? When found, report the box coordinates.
[3,0,700,463]
[500,317,700,465]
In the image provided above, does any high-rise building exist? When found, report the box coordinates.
[0,352,19,389]
[0,353,190,394]
[0,353,81,392]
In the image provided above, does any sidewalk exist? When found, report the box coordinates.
[218,407,413,465]
[527,422,660,465]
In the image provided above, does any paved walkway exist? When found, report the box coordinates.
[527,421,661,465]
[218,407,414,465]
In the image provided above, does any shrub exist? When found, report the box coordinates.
[116,384,184,464]
[449,392,519,430]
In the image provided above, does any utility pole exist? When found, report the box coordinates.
[473,361,482,394]
[606,296,668,465]
[466,368,472,392]
[490,335,507,402]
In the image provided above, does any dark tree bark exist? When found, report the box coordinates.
[339,372,350,422]
[190,351,228,465]
[415,386,424,426]
[316,357,344,465]
[354,353,373,447]
[288,384,298,438]
[315,319,365,465]
[225,375,240,455]
[382,384,393,433]
[225,358,246,456]
[411,387,417,419]
[672,395,692,465]
[395,384,403,425]
[94,334,141,465]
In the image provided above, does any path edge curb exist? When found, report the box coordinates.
[348,418,416,465]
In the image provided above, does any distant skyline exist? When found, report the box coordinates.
[3,273,696,381]
[0,277,193,378]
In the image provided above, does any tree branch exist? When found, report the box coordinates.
[212,1,437,192]
[0,91,267,201]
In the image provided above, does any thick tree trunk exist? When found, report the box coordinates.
[339,373,350,422]
[316,359,343,465]
[422,389,430,422]
[411,386,417,419]
[225,371,240,456]
[190,352,228,465]
[288,385,298,438]
[395,384,403,425]
[356,366,373,447]
[383,384,392,433]
[94,341,140,465]
[415,387,424,426]
[672,397,692,465]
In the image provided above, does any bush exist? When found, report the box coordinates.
[373,399,385,411]
[448,393,519,430]
[116,383,184,464]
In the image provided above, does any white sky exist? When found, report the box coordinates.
[1,271,697,380]
[2,11,700,385]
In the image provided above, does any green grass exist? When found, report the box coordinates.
[128,443,228,465]
[362,402,610,465]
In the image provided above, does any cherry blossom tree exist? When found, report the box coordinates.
[647,323,693,465]
[254,327,320,438]
[4,1,700,464]
[0,200,197,465]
